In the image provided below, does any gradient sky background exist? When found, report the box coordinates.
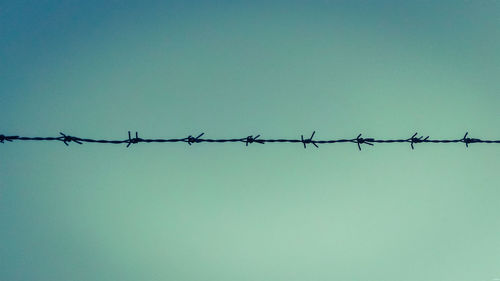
[1,1,499,280]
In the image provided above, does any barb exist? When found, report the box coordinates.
[1,131,499,151]
[462,132,480,148]
[245,135,264,146]
[408,132,429,150]
[126,131,142,148]
[185,133,204,145]
[0,134,17,143]
[353,134,374,151]
[59,132,83,146]
[301,131,318,149]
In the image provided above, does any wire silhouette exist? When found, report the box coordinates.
[0,131,498,150]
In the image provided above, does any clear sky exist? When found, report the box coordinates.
[1,1,499,280]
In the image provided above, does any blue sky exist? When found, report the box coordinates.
[1,1,499,280]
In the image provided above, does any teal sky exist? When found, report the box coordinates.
[1,1,499,280]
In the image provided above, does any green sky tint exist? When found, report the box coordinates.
[1,1,499,280]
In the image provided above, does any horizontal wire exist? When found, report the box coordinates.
[1,131,499,150]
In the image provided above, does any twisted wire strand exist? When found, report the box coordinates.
[1,131,499,150]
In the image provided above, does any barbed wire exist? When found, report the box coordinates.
[1,131,499,150]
